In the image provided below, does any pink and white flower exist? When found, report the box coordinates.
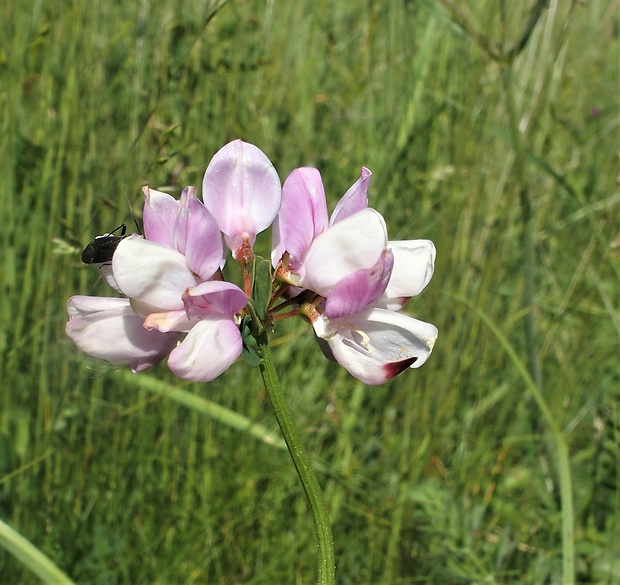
[272,165,437,384]
[68,140,436,387]
[272,166,375,290]
[312,308,438,385]
[307,242,437,385]
[67,185,248,382]
[203,139,281,259]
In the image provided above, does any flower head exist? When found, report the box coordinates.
[271,165,437,384]
[67,181,248,382]
[68,141,436,387]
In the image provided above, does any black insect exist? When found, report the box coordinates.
[81,224,127,264]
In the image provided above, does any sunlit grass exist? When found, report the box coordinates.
[1,0,618,583]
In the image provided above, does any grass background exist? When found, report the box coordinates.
[1,0,618,583]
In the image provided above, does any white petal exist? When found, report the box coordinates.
[66,296,177,371]
[67,295,128,318]
[313,308,437,384]
[300,208,387,296]
[384,240,436,300]
[113,236,196,310]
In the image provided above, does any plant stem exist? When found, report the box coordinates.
[500,67,574,585]
[501,65,544,394]
[257,333,335,585]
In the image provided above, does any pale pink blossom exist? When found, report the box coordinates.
[203,139,281,259]
[272,167,386,295]
[273,165,437,384]
[67,185,248,382]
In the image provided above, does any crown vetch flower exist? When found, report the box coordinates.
[271,165,437,384]
[272,166,371,277]
[67,184,248,382]
[203,139,281,259]
[68,140,436,387]
[305,246,437,385]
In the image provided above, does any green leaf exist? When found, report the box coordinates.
[251,255,272,321]
[240,315,262,367]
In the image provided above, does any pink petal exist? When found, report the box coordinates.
[67,295,127,318]
[202,139,281,257]
[167,317,243,382]
[174,186,224,280]
[113,236,196,310]
[184,281,247,316]
[143,187,180,248]
[313,308,437,385]
[300,208,388,296]
[66,296,177,372]
[143,309,193,333]
[330,166,371,225]
[272,167,328,268]
[324,249,393,319]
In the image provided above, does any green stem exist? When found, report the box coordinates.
[0,518,76,585]
[502,65,544,394]
[257,333,335,585]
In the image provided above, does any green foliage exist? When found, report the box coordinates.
[1,0,618,583]
[241,315,263,367]
[251,256,272,323]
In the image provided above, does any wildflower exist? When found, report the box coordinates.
[272,166,437,384]
[68,140,436,387]
[67,185,248,382]
[306,243,437,385]
[312,308,438,385]
[273,167,386,295]
[203,139,281,260]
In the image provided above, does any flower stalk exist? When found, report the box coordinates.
[257,332,335,585]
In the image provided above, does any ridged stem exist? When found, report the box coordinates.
[257,333,335,585]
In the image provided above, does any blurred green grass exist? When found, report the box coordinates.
[1,0,618,583]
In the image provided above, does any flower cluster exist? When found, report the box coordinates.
[67,140,437,385]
